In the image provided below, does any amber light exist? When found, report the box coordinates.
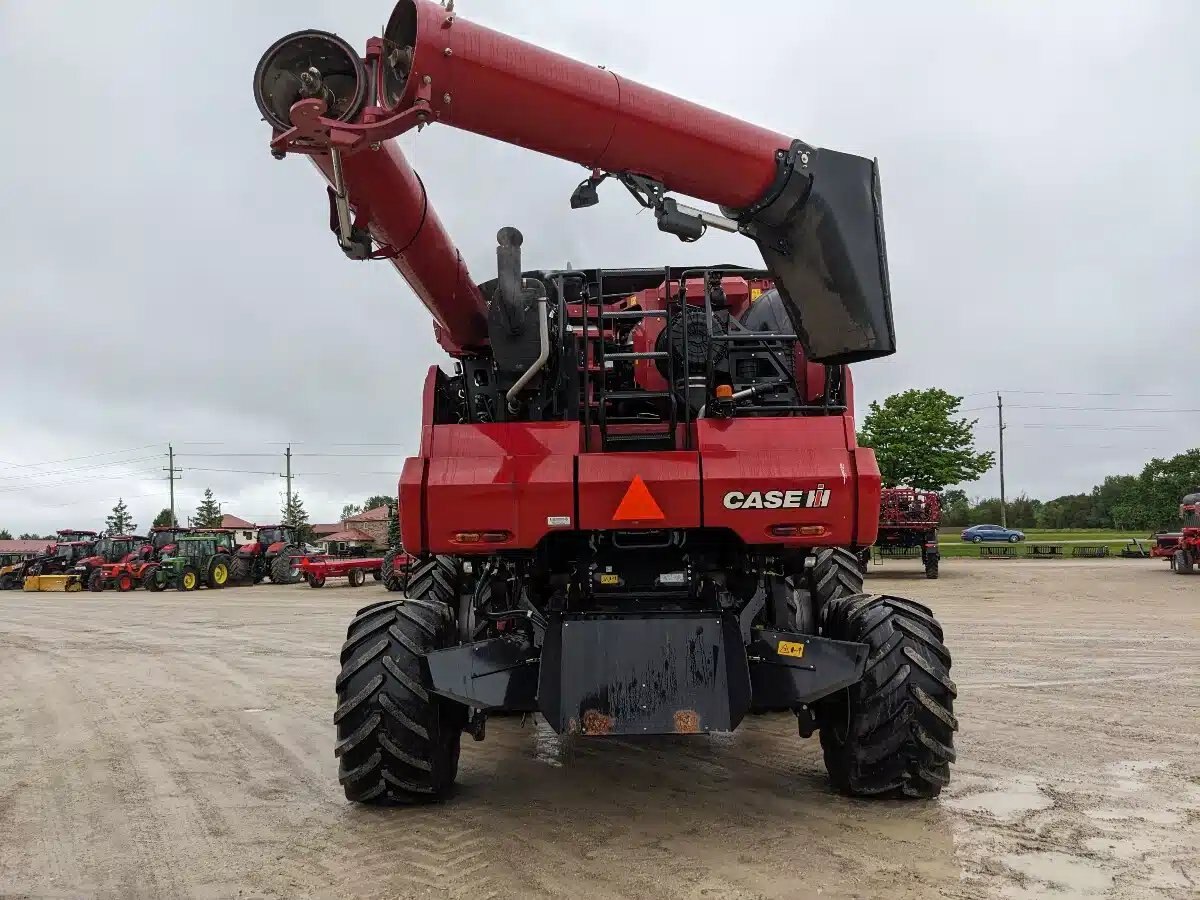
[453,531,511,544]
[770,525,827,538]
[714,384,734,399]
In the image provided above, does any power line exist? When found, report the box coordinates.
[0,444,161,470]
[0,455,163,483]
[186,467,283,476]
[960,390,1175,399]
[974,423,1172,431]
[0,470,165,494]
[1002,405,1199,413]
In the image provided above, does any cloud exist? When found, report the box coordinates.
[1,0,1196,533]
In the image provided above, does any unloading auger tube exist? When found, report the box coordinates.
[252,0,896,363]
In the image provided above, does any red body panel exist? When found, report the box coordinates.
[402,414,879,555]
[697,418,874,547]
[423,423,578,552]
[392,0,789,209]
[577,453,700,531]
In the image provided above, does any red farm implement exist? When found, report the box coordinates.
[298,554,384,588]
[252,0,956,804]
[864,488,942,579]
[1151,492,1200,574]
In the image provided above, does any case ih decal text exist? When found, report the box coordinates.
[722,485,832,510]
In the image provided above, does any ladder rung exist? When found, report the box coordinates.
[601,310,668,320]
[604,433,675,446]
[605,391,670,400]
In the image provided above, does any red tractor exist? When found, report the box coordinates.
[254,0,956,803]
[75,534,151,591]
[90,526,196,591]
[229,525,304,585]
[1,530,97,589]
[863,489,942,579]
[1152,491,1200,574]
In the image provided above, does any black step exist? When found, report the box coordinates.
[605,351,669,360]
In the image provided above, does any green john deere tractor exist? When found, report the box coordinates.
[144,536,233,592]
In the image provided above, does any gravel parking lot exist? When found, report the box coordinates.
[1,561,1196,899]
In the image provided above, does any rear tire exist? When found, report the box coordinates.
[228,556,250,584]
[0,574,14,591]
[817,594,957,798]
[335,558,467,804]
[348,568,366,588]
[143,568,164,592]
[380,549,404,592]
[808,548,865,613]
[207,556,230,589]
[1175,549,1194,574]
[925,558,940,580]
[270,545,302,585]
[88,570,105,592]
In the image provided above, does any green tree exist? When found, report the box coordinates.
[1137,449,1200,531]
[0,529,12,540]
[941,489,969,527]
[194,489,222,528]
[340,503,363,521]
[282,492,313,544]
[387,503,401,549]
[105,498,136,535]
[363,495,393,513]
[19,533,50,541]
[858,389,994,492]
[153,508,178,528]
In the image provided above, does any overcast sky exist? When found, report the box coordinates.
[1,1,1196,535]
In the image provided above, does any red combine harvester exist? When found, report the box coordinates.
[1151,491,1200,574]
[254,0,957,803]
[864,489,942,579]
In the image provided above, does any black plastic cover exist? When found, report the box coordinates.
[748,147,896,364]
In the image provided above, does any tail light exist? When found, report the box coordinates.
[769,525,827,538]
[453,531,512,545]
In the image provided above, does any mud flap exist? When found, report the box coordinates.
[538,614,752,736]
[746,628,868,708]
[424,636,540,712]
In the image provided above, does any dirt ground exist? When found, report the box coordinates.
[0,561,1196,900]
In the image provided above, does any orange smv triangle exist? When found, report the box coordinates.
[613,475,665,522]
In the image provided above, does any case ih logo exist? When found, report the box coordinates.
[723,486,832,510]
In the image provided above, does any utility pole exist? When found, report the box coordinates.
[163,444,183,525]
[280,445,293,515]
[997,393,1007,527]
